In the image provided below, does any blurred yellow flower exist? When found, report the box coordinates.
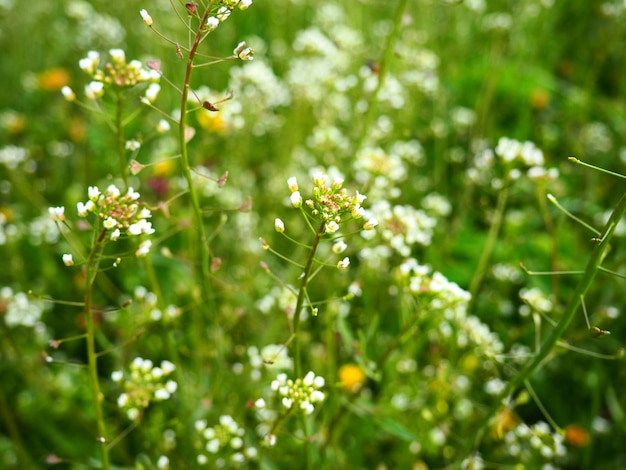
[493,407,519,440]
[564,424,589,447]
[38,68,70,91]
[197,109,227,133]
[153,159,175,177]
[338,364,365,392]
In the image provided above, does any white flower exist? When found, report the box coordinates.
[156,119,170,133]
[144,83,161,103]
[363,217,378,230]
[109,48,125,63]
[325,221,339,234]
[274,218,285,233]
[103,217,117,229]
[238,0,253,9]
[290,191,302,208]
[61,86,76,101]
[110,228,121,241]
[105,184,121,198]
[287,176,298,192]
[139,9,153,27]
[337,257,350,270]
[136,240,152,257]
[62,254,74,266]
[85,81,104,100]
[206,16,219,31]
[48,206,65,221]
[332,240,347,254]
[88,186,100,200]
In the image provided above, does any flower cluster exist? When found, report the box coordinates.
[268,371,325,415]
[112,357,177,420]
[194,415,257,466]
[287,175,373,233]
[62,49,160,102]
[77,184,154,243]
[1,287,47,329]
[501,421,566,464]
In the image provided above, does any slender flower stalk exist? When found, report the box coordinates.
[177,7,214,318]
[471,189,626,455]
[84,229,110,469]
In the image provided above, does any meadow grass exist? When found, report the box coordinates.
[1,1,626,468]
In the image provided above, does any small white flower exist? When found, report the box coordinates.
[62,254,74,266]
[337,257,350,270]
[125,140,141,151]
[110,228,121,241]
[85,81,104,100]
[156,119,170,133]
[254,398,266,409]
[287,176,298,192]
[156,456,169,470]
[136,240,152,257]
[88,186,100,200]
[290,191,302,208]
[48,206,65,221]
[105,184,121,198]
[144,83,161,103]
[104,217,117,229]
[61,86,76,101]
[217,6,231,21]
[139,9,153,27]
[238,0,253,9]
[332,240,347,254]
[325,221,339,234]
[109,48,125,63]
[274,218,285,233]
[206,16,219,31]
[363,217,378,230]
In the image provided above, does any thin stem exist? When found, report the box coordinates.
[178,8,214,318]
[84,231,110,469]
[293,221,326,378]
[354,0,408,154]
[115,93,127,189]
[471,190,626,455]
[469,184,509,298]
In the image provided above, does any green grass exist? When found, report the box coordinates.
[1,0,626,468]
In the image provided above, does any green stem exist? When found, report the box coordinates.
[179,8,213,316]
[115,93,127,189]
[85,230,110,469]
[293,221,325,379]
[469,184,509,299]
[354,0,408,153]
[472,190,626,454]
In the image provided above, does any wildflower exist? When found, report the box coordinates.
[233,42,254,61]
[85,81,104,100]
[125,140,141,151]
[338,364,365,392]
[270,371,325,415]
[290,191,302,208]
[564,425,589,447]
[61,86,76,101]
[325,221,339,234]
[144,83,161,103]
[238,0,253,9]
[337,257,350,270]
[136,240,152,257]
[62,254,74,266]
[274,218,285,233]
[287,176,298,192]
[332,240,347,253]
[156,119,170,133]
[217,6,231,21]
[206,16,219,31]
[139,9,153,27]
[363,217,378,230]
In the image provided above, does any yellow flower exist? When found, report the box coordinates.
[564,424,589,447]
[338,364,365,392]
[197,109,227,133]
